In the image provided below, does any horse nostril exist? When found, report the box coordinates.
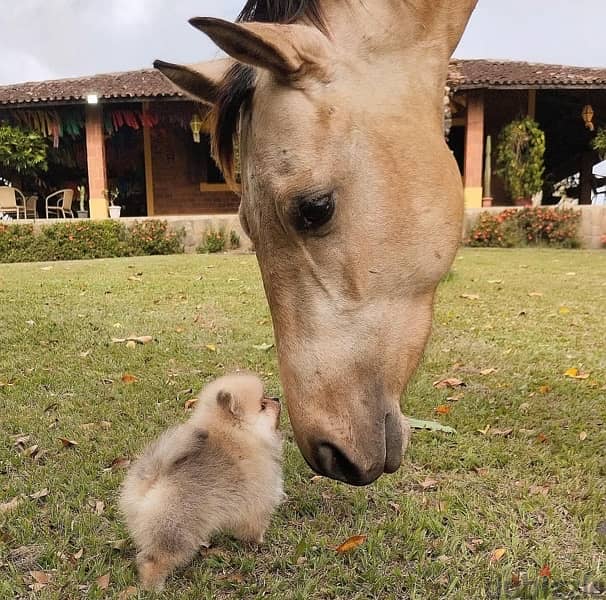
[313,442,382,486]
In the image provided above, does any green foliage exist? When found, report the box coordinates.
[197,227,227,253]
[0,123,48,179]
[0,220,184,263]
[496,117,545,201]
[467,207,581,248]
[129,220,184,255]
[592,127,606,160]
[229,229,241,249]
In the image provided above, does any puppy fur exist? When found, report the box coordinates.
[119,372,283,591]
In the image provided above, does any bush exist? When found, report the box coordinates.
[197,228,227,254]
[467,207,580,249]
[0,220,184,263]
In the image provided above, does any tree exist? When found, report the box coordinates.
[0,124,48,182]
[496,117,545,201]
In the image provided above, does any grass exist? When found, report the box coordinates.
[0,249,605,599]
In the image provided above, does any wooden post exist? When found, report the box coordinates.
[463,90,485,208]
[85,104,108,219]
[142,102,155,216]
[579,152,594,205]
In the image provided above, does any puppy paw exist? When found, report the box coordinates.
[137,555,168,592]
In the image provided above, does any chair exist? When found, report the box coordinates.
[24,195,39,219]
[45,189,75,218]
[0,186,25,219]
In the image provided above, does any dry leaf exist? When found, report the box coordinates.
[465,538,484,553]
[94,501,105,515]
[388,501,401,514]
[335,534,367,554]
[478,424,491,435]
[205,344,217,352]
[490,428,513,437]
[564,367,590,380]
[29,488,49,500]
[79,350,91,358]
[529,485,550,496]
[435,405,451,415]
[539,564,551,578]
[461,294,480,300]
[96,573,110,590]
[433,377,465,389]
[537,433,549,444]
[511,572,521,586]
[558,306,571,315]
[579,431,588,441]
[121,373,137,384]
[59,437,78,448]
[73,548,84,561]
[29,570,52,585]
[106,456,131,471]
[118,587,138,599]
[310,475,324,483]
[184,398,198,410]
[538,385,551,394]
[488,279,503,284]
[480,368,497,375]
[528,292,543,297]
[446,393,464,402]
[127,275,142,282]
[489,548,507,563]
[0,496,23,514]
[23,444,40,458]
[420,478,439,490]
[126,340,136,349]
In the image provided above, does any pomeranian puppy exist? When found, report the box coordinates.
[119,372,283,591]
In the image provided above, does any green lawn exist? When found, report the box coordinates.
[1,249,605,599]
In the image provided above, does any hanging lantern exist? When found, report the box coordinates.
[190,113,203,143]
[581,104,595,131]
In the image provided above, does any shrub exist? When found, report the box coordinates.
[229,229,241,249]
[0,220,184,263]
[129,220,184,255]
[198,227,226,253]
[467,207,580,249]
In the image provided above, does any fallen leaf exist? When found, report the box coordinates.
[94,501,105,515]
[558,306,571,315]
[23,444,40,458]
[511,572,521,586]
[465,538,484,553]
[0,496,23,514]
[490,428,513,437]
[127,275,142,282]
[106,456,131,471]
[205,344,217,352]
[388,501,401,514]
[125,340,136,349]
[489,548,507,563]
[13,434,31,448]
[184,398,198,410]
[29,571,52,586]
[8,545,43,569]
[460,294,480,300]
[96,573,110,590]
[335,534,367,554]
[253,342,275,352]
[538,385,551,394]
[478,424,491,435]
[432,377,465,389]
[29,488,49,500]
[118,587,138,599]
[480,368,498,375]
[518,402,530,413]
[59,438,78,448]
[579,431,588,441]
[537,433,549,444]
[73,548,84,561]
[564,367,590,380]
[565,272,576,276]
[420,478,439,490]
[100,420,112,430]
[474,467,489,476]
[408,418,457,434]
[121,373,137,384]
[310,475,324,483]
[528,292,543,297]
[446,392,464,402]
[539,564,551,578]
[529,485,550,496]
[579,582,601,595]
[435,405,451,415]
[488,279,503,284]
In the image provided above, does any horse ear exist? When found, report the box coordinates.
[189,17,331,81]
[153,58,234,105]
[216,390,240,417]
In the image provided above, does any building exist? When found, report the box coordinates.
[1,59,605,217]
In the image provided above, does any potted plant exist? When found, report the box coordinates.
[496,117,545,206]
[105,187,121,219]
[76,185,88,218]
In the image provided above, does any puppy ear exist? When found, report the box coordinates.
[217,390,240,417]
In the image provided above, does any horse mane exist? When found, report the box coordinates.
[211,0,326,182]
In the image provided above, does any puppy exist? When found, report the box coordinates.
[119,372,283,591]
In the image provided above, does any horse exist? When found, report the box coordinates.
[155,0,478,485]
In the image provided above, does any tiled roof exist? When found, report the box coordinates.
[449,59,606,89]
[0,69,181,107]
[2,59,606,107]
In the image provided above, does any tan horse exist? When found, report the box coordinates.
[156,0,478,485]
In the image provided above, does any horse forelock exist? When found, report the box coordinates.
[211,0,328,181]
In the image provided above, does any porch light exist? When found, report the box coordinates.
[86,93,99,105]
[582,104,594,131]
[190,113,203,143]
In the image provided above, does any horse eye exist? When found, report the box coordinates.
[294,194,335,232]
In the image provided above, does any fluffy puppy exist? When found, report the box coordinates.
[119,372,283,591]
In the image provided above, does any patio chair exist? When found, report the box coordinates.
[0,186,25,219]
[45,189,75,219]
[24,195,38,219]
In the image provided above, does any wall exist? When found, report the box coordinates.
[149,118,239,215]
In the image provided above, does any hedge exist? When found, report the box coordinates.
[0,220,184,263]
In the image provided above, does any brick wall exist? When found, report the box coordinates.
[150,120,239,215]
